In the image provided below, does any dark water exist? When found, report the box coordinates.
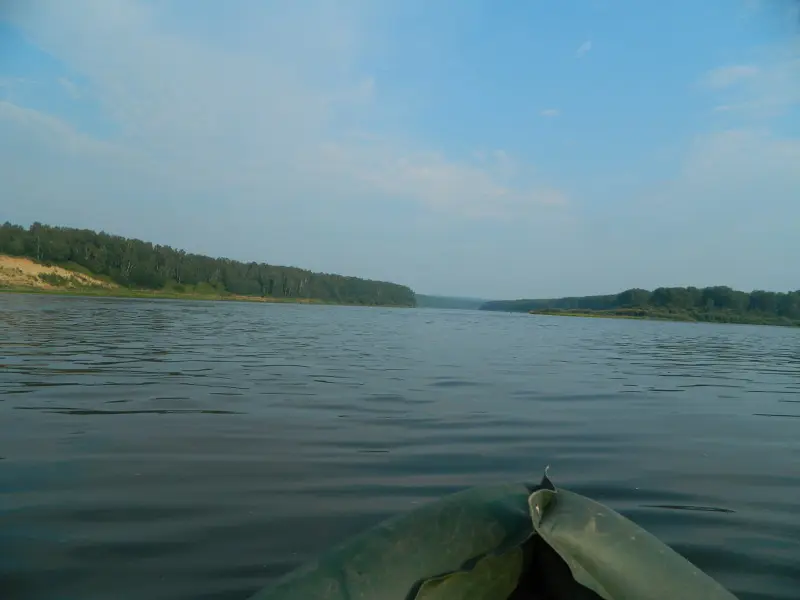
[1,294,799,600]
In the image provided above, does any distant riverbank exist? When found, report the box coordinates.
[528,307,800,327]
[0,254,404,307]
[0,222,416,307]
[0,284,328,305]
[482,285,800,328]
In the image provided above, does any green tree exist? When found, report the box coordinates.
[0,222,416,306]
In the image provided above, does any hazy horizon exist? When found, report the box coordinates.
[2,1,799,299]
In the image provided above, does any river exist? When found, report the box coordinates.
[1,294,799,599]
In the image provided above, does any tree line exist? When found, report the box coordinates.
[0,222,416,306]
[481,285,800,324]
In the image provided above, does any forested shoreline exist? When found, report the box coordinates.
[481,286,800,327]
[6,222,797,321]
[0,222,416,306]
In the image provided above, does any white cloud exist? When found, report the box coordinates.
[681,129,800,186]
[593,126,800,292]
[4,1,798,295]
[575,40,592,58]
[0,76,31,89]
[0,98,173,234]
[318,139,567,219]
[704,64,759,88]
[1,0,567,224]
[0,100,122,157]
[57,77,81,99]
[637,127,800,237]
[740,0,763,18]
[705,52,799,118]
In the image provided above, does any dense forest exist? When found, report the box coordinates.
[481,286,800,326]
[415,294,485,310]
[0,222,416,306]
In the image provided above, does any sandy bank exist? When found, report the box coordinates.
[0,255,115,290]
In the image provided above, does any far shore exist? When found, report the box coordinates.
[0,285,412,308]
[528,308,799,328]
[0,254,412,308]
[0,285,319,304]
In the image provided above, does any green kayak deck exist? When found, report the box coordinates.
[248,473,739,600]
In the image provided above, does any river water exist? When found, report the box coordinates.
[1,294,799,600]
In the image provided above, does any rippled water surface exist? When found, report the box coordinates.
[1,294,799,600]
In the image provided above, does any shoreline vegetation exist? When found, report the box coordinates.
[0,222,416,307]
[481,288,800,328]
[0,283,368,305]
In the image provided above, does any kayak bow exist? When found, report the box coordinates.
[248,472,738,600]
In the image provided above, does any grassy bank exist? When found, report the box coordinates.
[0,284,332,304]
[0,283,411,307]
[529,307,800,327]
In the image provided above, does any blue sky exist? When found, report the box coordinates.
[1,0,798,298]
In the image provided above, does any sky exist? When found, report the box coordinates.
[0,0,798,299]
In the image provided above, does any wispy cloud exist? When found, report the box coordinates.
[575,40,592,58]
[0,101,121,157]
[740,0,763,18]
[1,0,567,224]
[597,125,800,292]
[704,64,759,88]
[57,77,81,99]
[3,0,798,296]
[318,140,568,219]
[705,51,800,118]
[0,76,30,89]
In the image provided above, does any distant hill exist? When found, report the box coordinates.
[415,294,485,310]
[480,287,800,327]
[0,222,416,307]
